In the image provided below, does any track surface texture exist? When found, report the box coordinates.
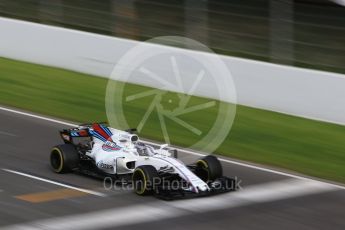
[0,107,344,230]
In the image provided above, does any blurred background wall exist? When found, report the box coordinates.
[0,0,344,74]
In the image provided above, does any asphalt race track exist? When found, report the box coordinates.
[0,107,344,230]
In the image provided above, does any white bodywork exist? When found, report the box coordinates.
[85,126,209,193]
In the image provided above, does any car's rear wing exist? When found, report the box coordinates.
[58,123,138,144]
[59,127,90,144]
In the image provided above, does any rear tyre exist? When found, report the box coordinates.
[132,165,159,195]
[195,155,222,182]
[50,144,79,173]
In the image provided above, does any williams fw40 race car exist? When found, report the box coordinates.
[50,123,238,200]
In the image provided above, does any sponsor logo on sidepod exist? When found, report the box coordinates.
[102,141,121,152]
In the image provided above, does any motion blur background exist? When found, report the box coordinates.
[0,1,345,229]
[1,0,345,183]
[0,0,344,73]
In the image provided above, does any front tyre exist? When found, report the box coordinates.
[195,155,223,182]
[132,165,159,195]
[50,144,79,173]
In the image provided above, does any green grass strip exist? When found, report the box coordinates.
[1,57,344,183]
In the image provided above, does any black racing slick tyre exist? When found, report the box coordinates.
[195,155,223,182]
[132,165,159,195]
[50,144,79,173]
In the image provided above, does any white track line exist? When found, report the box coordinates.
[142,142,345,191]
[0,105,345,190]
[163,146,345,190]
[2,169,106,197]
[0,107,76,127]
[0,130,16,137]
[0,179,338,230]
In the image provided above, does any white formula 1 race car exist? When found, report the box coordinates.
[50,123,238,199]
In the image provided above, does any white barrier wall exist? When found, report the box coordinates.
[1,17,345,125]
